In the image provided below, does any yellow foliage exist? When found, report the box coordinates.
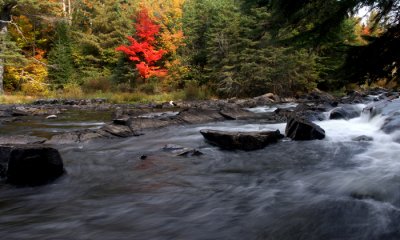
[4,57,50,96]
[139,0,186,55]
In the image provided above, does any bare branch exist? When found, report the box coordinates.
[29,56,57,69]
[0,18,27,42]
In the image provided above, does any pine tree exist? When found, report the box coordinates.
[72,0,133,82]
[47,21,74,87]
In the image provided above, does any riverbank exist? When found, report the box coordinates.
[0,88,397,145]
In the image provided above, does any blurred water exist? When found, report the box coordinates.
[0,109,110,139]
[1,104,400,240]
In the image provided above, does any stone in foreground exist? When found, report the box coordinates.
[285,117,325,140]
[0,145,65,186]
[200,129,283,151]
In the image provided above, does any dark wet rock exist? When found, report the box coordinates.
[46,129,114,144]
[340,90,367,104]
[262,112,288,123]
[101,124,135,138]
[33,99,61,105]
[113,116,130,125]
[79,129,114,142]
[290,104,326,122]
[33,98,107,105]
[233,99,257,108]
[285,117,325,140]
[177,108,225,124]
[352,135,373,141]
[0,109,12,117]
[298,89,336,105]
[329,105,361,120]
[381,113,400,134]
[367,87,388,96]
[253,93,276,105]
[0,135,47,145]
[219,107,256,120]
[162,144,202,156]
[200,129,283,150]
[350,191,383,201]
[11,107,31,116]
[0,145,65,186]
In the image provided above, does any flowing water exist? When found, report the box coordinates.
[0,109,110,139]
[1,103,400,240]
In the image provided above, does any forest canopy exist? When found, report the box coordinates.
[0,0,399,99]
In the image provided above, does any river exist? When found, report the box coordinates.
[0,102,400,240]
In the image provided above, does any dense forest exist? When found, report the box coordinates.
[0,0,399,101]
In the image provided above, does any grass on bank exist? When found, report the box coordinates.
[0,84,215,104]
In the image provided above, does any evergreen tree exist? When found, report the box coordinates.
[72,0,133,83]
[47,21,74,87]
[187,1,319,97]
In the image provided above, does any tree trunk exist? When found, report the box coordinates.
[0,2,17,94]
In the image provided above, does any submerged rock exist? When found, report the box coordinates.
[200,129,283,150]
[285,117,325,140]
[352,135,373,142]
[162,144,203,156]
[0,145,65,186]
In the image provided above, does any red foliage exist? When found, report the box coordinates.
[116,8,167,79]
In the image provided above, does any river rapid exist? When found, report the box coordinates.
[1,102,400,240]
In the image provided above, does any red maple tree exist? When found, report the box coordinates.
[116,8,167,79]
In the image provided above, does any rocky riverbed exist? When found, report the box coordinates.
[1,88,400,239]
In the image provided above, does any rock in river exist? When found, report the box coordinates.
[329,105,361,120]
[200,129,283,151]
[285,116,325,140]
[0,145,65,186]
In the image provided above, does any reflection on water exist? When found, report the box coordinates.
[1,106,400,239]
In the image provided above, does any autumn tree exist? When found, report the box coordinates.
[140,0,186,87]
[116,7,167,80]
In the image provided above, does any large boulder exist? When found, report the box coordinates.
[200,129,283,150]
[329,105,361,120]
[291,104,326,122]
[0,145,65,186]
[285,117,325,140]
